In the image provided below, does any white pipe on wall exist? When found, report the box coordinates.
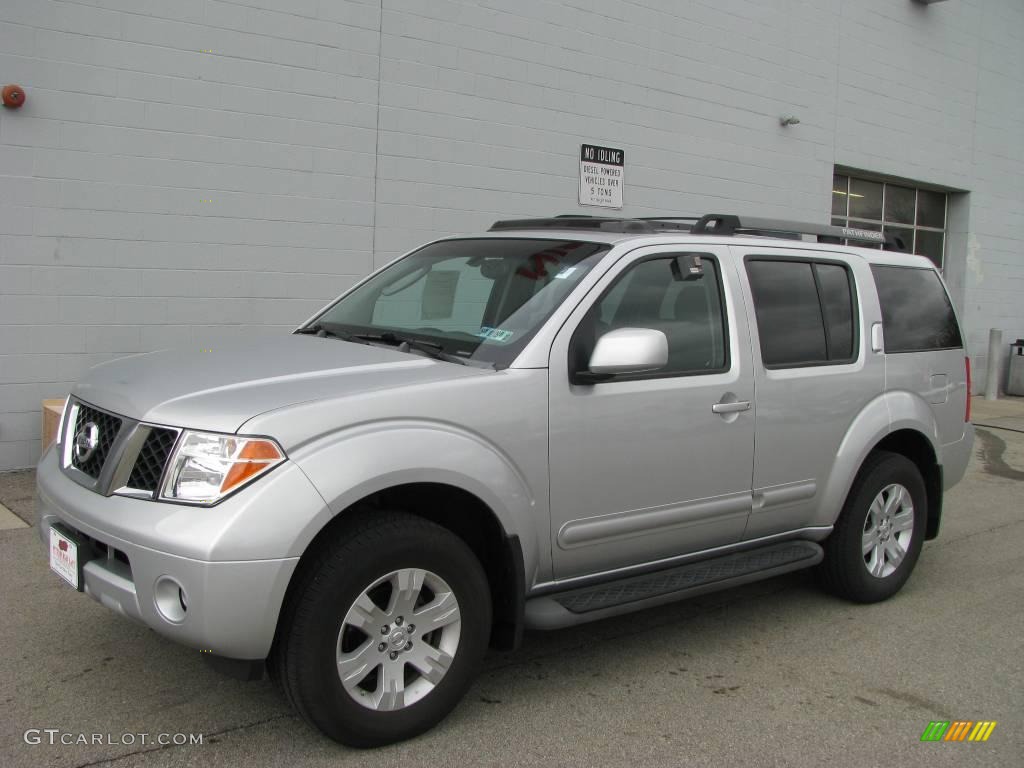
[985,328,1003,401]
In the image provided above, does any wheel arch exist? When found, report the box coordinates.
[274,482,526,657]
[869,430,943,540]
[821,392,944,540]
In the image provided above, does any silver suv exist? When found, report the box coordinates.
[37,214,973,746]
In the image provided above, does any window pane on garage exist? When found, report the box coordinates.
[914,229,945,269]
[916,189,946,229]
[830,172,948,270]
[849,178,882,220]
[832,174,849,217]
[884,226,914,253]
[884,185,915,225]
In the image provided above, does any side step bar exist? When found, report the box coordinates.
[525,541,823,630]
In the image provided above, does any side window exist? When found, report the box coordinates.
[746,258,858,368]
[816,263,855,360]
[871,265,963,351]
[572,254,729,378]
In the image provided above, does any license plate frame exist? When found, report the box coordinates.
[49,523,85,591]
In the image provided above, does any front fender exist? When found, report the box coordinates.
[815,391,941,528]
[287,420,543,585]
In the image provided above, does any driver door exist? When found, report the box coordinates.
[547,245,755,580]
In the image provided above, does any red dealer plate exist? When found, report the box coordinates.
[49,525,81,590]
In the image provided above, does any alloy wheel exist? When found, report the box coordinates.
[336,568,461,711]
[862,483,915,578]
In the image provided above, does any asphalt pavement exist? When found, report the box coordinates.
[1,423,1021,768]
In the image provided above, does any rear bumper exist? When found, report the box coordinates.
[36,448,305,659]
[941,423,975,490]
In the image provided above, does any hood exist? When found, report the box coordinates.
[73,335,488,433]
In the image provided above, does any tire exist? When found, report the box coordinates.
[272,511,491,747]
[818,451,927,603]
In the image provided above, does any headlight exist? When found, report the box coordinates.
[161,431,285,505]
[55,396,71,446]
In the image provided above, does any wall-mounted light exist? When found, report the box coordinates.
[779,115,800,127]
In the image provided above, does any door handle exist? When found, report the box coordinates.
[712,400,751,414]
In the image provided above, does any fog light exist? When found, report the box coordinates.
[154,576,188,624]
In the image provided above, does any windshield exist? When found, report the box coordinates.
[309,238,610,368]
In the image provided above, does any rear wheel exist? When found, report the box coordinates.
[273,512,491,747]
[818,451,926,603]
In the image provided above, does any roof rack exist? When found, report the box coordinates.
[488,216,695,234]
[691,214,907,251]
[488,213,907,251]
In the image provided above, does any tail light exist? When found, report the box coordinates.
[965,356,972,422]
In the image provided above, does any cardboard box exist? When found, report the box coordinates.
[42,398,67,455]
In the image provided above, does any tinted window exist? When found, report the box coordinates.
[573,254,728,378]
[746,260,827,366]
[871,265,963,352]
[816,263,855,360]
[747,259,858,367]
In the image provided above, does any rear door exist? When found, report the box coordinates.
[734,247,885,540]
[547,245,755,580]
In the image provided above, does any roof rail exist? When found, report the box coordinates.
[488,213,908,251]
[691,214,907,251]
[488,216,694,234]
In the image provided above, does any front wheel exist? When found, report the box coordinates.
[273,512,492,747]
[818,451,927,603]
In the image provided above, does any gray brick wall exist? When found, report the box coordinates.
[0,0,380,468]
[0,0,1021,469]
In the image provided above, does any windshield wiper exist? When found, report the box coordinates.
[297,325,448,359]
[298,326,492,368]
[294,323,362,342]
[349,332,470,365]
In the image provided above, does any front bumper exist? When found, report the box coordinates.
[35,448,323,660]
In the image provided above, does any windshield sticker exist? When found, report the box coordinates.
[552,266,578,280]
[477,326,515,343]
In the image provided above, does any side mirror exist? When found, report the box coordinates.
[578,327,668,382]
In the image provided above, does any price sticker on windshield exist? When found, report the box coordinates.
[478,327,514,343]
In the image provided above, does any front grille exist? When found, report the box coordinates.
[70,404,123,479]
[127,427,178,493]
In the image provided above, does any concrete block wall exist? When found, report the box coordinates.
[0,0,382,468]
[366,0,1024,387]
[965,0,1024,391]
[1,0,1022,468]
[827,0,1024,393]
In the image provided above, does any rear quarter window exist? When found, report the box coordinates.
[871,265,963,352]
